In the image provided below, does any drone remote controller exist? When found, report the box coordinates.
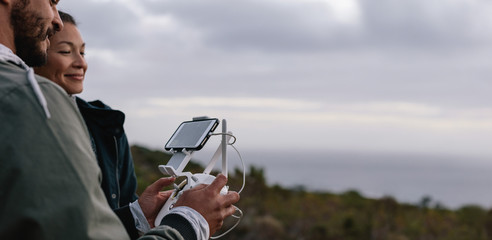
[154,118,231,227]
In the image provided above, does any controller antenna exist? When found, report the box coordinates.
[221,119,227,177]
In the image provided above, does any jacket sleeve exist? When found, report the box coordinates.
[139,214,196,240]
[114,205,140,240]
[138,226,184,240]
[119,132,139,203]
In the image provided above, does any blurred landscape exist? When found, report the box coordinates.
[241,150,492,209]
[132,145,492,240]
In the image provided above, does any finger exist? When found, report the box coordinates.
[159,190,174,199]
[222,191,240,206]
[224,205,237,218]
[147,177,176,193]
[210,221,224,236]
[207,174,228,195]
[188,183,207,192]
[217,221,224,230]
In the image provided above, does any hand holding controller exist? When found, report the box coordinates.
[154,174,238,236]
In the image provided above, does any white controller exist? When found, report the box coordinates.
[154,173,229,227]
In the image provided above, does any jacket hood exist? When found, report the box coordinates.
[0,44,51,119]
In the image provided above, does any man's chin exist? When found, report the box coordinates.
[24,51,48,67]
[27,42,49,67]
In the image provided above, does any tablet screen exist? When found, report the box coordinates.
[165,119,218,150]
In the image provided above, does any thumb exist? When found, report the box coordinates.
[207,174,228,195]
[146,177,176,194]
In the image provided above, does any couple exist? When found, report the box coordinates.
[0,1,239,240]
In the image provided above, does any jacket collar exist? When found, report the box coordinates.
[76,97,125,137]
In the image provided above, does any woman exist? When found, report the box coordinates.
[35,11,146,239]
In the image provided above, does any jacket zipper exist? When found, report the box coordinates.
[114,136,121,208]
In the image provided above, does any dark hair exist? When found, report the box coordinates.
[58,10,77,26]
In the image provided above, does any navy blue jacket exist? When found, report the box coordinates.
[76,97,139,239]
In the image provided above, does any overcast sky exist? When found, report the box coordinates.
[58,0,492,163]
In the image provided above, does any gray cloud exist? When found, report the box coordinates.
[60,0,492,53]
[59,1,141,49]
[359,0,492,49]
[134,0,492,52]
[139,0,364,51]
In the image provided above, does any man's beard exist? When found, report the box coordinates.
[10,0,54,67]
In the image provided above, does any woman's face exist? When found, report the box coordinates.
[35,23,87,95]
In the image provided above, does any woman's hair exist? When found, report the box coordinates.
[58,10,77,26]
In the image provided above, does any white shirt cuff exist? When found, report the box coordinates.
[129,200,151,233]
[169,206,209,240]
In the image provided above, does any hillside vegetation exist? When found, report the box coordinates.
[131,145,492,240]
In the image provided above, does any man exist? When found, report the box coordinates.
[0,0,239,239]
